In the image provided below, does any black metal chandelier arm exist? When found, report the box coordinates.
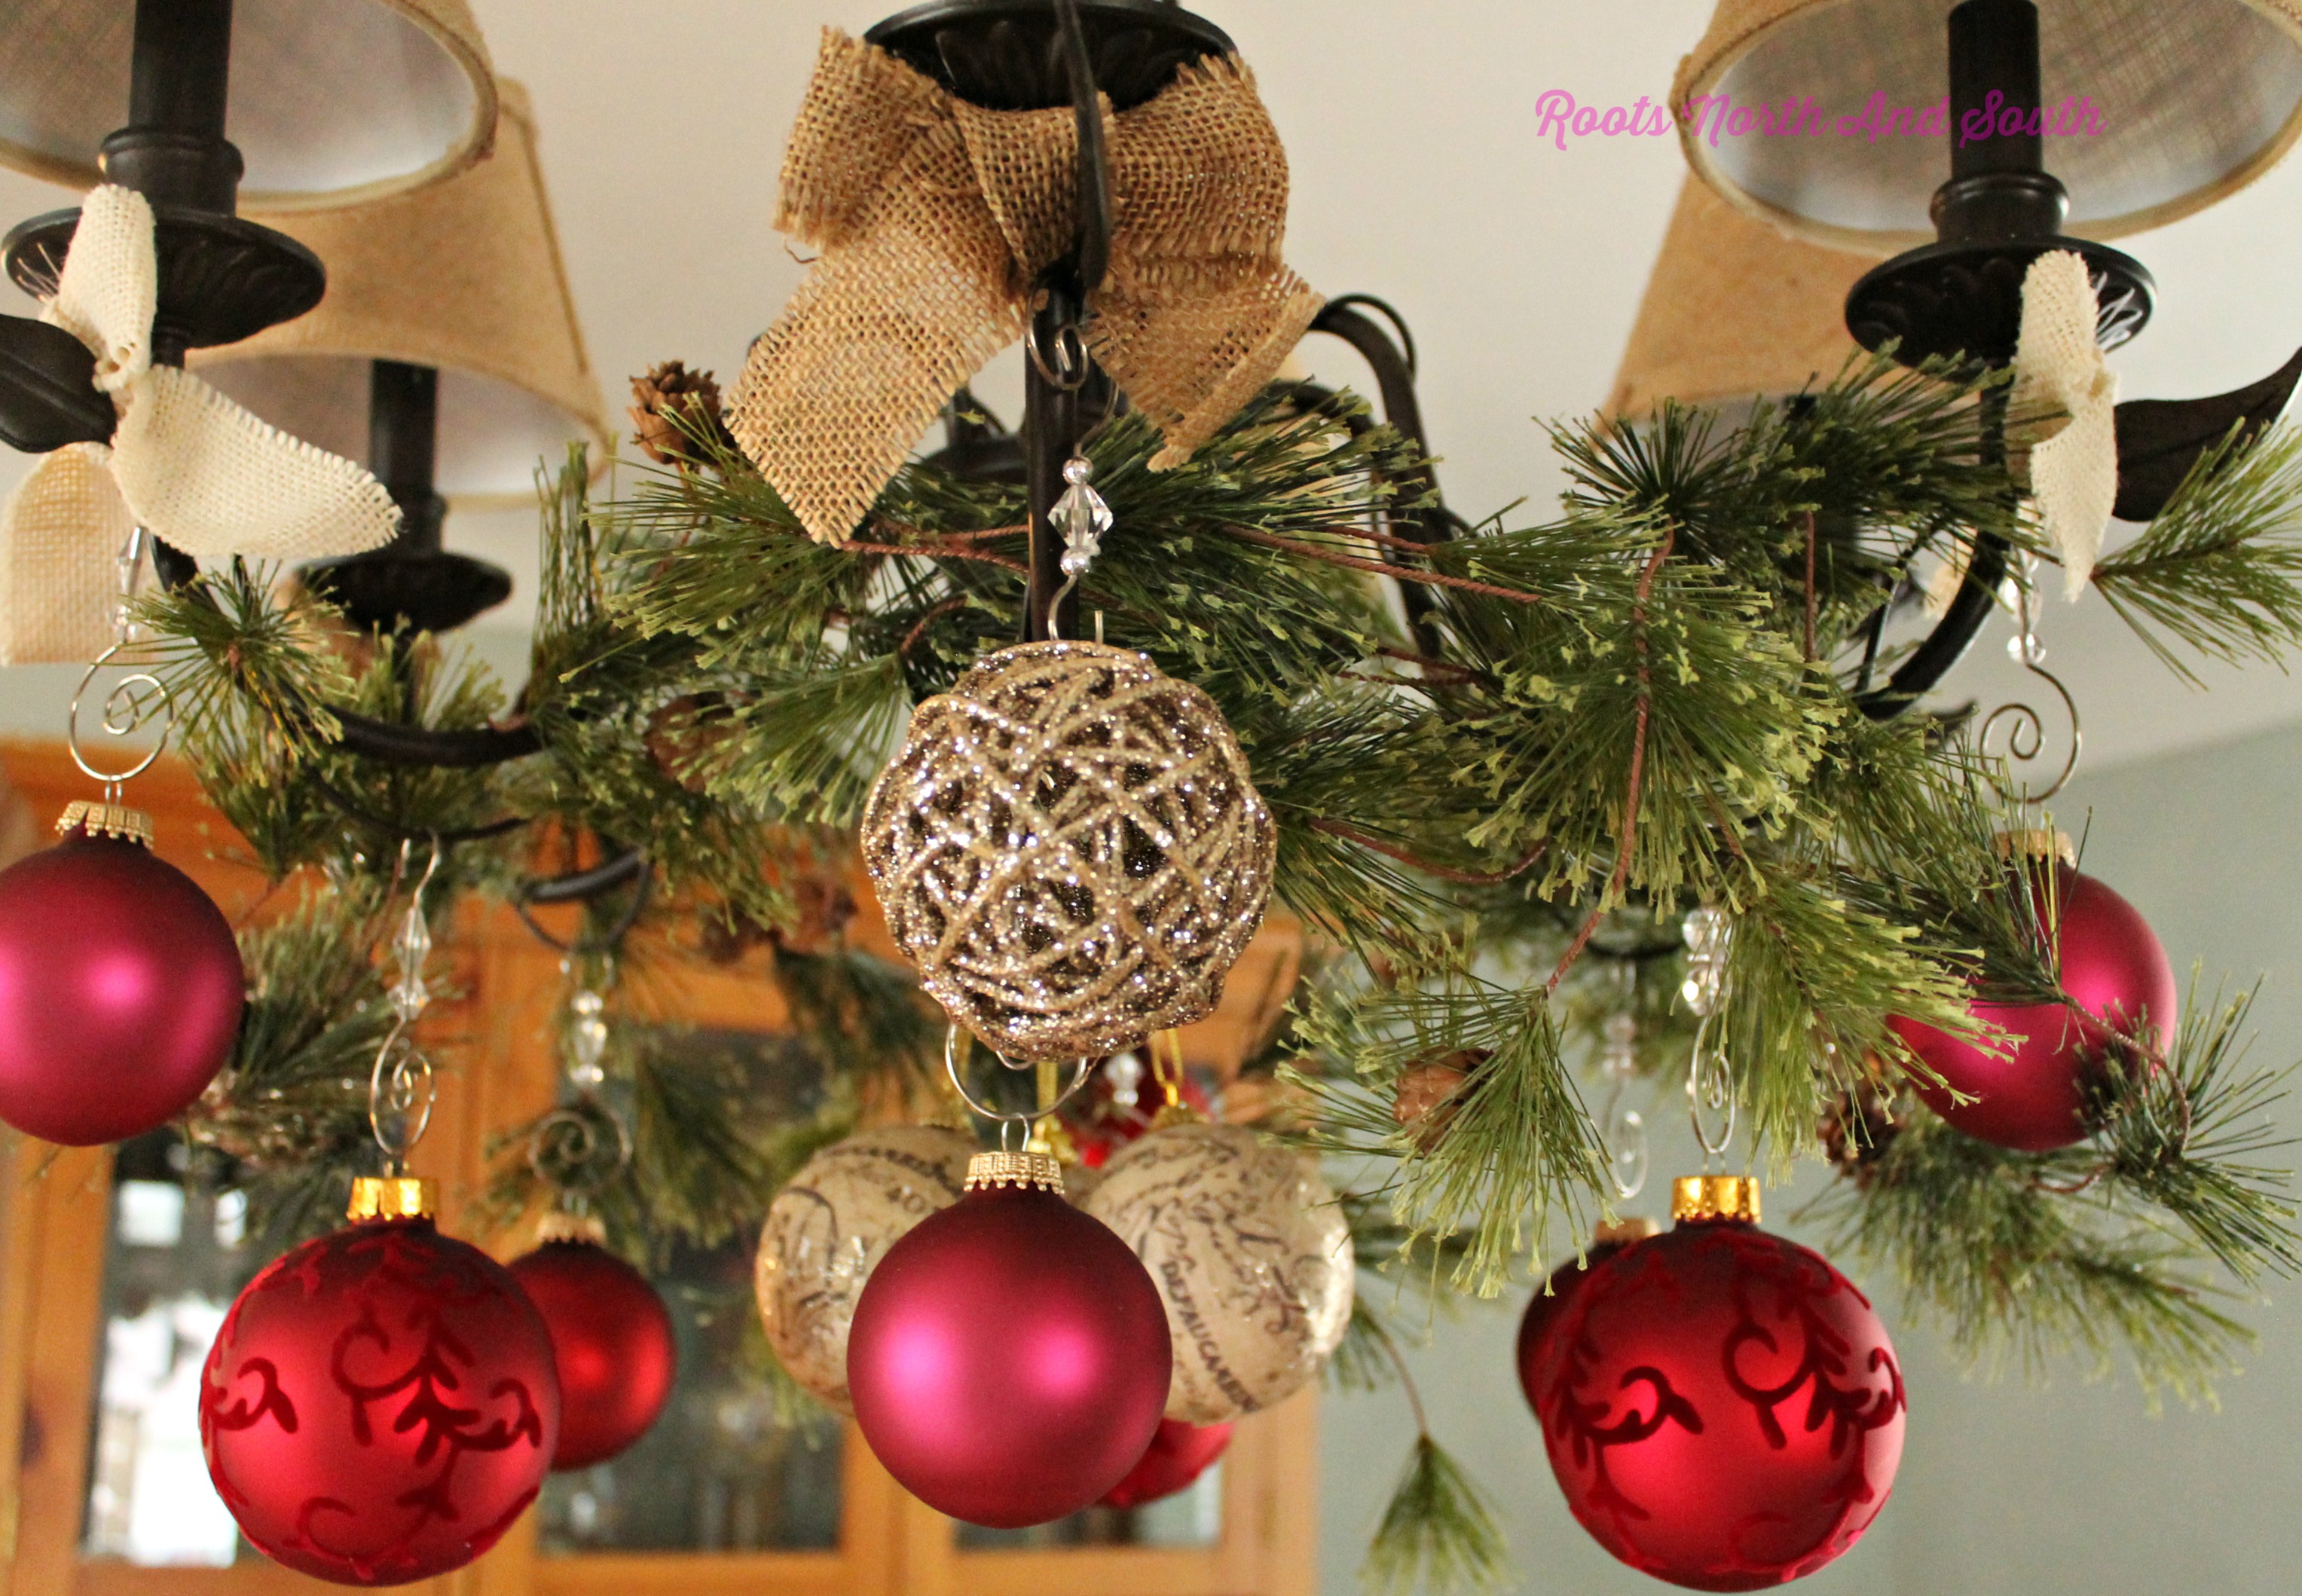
[1853,528,2007,721]
[1303,300,1464,660]
[1055,0,1114,295]
[145,543,552,767]
[1308,300,1460,546]
[513,850,654,955]
[303,768,532,846]
[0,316,114,453]
[326,710,546,767]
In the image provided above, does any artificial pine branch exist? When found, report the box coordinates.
[1357,1307,1509,1596]
[182,885,399,1251]
[1292,975,1608,1295]
[1807,1108,2253,1405]
[2092,424,2302,681]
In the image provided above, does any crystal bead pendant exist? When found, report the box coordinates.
[1051,455,1112,577]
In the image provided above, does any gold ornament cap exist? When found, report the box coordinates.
[1673,1175,1762,1225]
[1994,828,2077,868]
[965,1150,1065,1195]
[537,1210,608,1245]
[347,1176,439,1223]
[56,801,154,848]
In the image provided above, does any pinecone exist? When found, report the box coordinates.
[1392,1048,1490,1149]
[628,361,736,468]
[644,694,740,793]
[1820,1082,1905,1185]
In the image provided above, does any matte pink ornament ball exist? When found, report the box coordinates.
[0,828,245,1146]
[1894,862,2175,1151]
[846,1181,1171,1527]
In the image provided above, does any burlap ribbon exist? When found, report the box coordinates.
[0,186,400,664]
[2011,251,2120,600]
[731,29,1324,544]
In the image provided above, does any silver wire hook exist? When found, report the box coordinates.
[1686,1014,1737,1170]
[368,838,445,1174]
[1025,318,1090,391]
[942,1026,1096,1133]
[1979,566,2083,806]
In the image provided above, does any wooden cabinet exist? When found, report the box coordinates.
[0,739,1317,1596]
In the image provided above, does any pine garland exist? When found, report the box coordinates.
[128,350,2302,1593]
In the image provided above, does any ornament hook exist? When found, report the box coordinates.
[1679,908,1737,1170]
[942,1026,1094,1148]
[1686,1015,1738,1170]
[368,839,445,1175]
[66,527,171,802]
[1598,967,1648,1202]
[1978,561,2083,806]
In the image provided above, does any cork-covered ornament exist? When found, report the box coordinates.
[861,641,1276,1064]
[1084,1121,1353,1425]
[753,1125,976,1415]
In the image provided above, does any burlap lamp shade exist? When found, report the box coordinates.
[0,0,496,211]
[191,82,607,512]
[1607,177,1870,417]
[1674,0,2302,254]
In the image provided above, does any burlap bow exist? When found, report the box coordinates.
[2011,251,2120,600]
[731,29,1324,545]
[0,186,399,663]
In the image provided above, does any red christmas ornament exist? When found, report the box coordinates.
[1529,1179,1904,1592]
[201,1179,561,1585]
[847,1151,1171,1527]
[1893,843,2176,1151]
[1514,1218,1659,1412]
[0,815,243,1145]
[508,1230,677,1471]
[1100,1417,1233,1509]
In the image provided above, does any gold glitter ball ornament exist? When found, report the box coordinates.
[861,641,1277,1064]
[752,1126,976,1416]
[1084,1121,1353,1426]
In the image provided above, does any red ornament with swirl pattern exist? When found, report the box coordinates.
[200,1180,561,1585]
[1527,1179,1904,1592]
[1513,1218,1659,1413]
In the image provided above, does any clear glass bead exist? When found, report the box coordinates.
[1051,451,1112,572]
[388,977,430,1023]
[569,988,609,1087]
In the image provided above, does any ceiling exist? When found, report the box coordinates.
[5,0,2302,771]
